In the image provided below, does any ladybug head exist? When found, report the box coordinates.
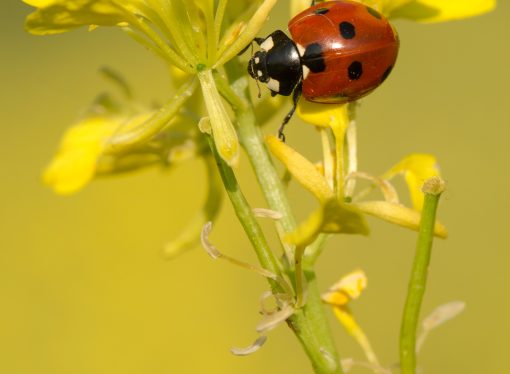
[247,30,302,97]
[248,50,270,84]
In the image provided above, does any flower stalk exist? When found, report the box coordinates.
[207,136,283,288]
[224,60,343,374]
[400,177,445,374]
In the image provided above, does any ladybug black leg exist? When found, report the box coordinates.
[278,81,302,142]
[237,37,266,56]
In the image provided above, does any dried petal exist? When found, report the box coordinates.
[417,301,466,352]
[252,208,283,220]
[256,302,295,333]
[230,335,267,356]
[422,301,466,330]
[200,221,222,259]
[348,172,399,204]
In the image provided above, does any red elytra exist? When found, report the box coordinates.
[247,1,400,140]
[289,0,399,103]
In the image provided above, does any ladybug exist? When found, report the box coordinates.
[248,0,399,140]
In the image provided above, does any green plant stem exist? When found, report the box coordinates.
[236,108,297,262]
[208,138,283,290]
[210,131,342,373]
[400,178,444,374]
[219,60,343,373]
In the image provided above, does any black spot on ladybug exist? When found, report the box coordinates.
[381,65,393,83]
[348,61,363,80]
[303,43,326,73]
[366,6,382,19]
[339,21,356,39]
[314,8,329,15]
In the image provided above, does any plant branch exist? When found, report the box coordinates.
[222,60,343,374]
[208,137,283,290]
[399,177,445,374]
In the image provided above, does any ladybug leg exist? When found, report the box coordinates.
[237,37,266,55]
[278,81,302,142]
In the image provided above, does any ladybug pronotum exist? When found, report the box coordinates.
[248,0,400,140]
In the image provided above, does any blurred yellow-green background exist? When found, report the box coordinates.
[2,1,509,373]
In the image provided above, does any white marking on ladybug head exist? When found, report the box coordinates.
[266,78,280,93]
[257,70,263,77]
[302,65,310,80]
[296,43,306,57]
[254,57,260,64]
[260,36,274,51]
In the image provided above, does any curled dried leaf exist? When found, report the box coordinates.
[256,302,295,333]
[252,208,283,220]
[230,335,267,356]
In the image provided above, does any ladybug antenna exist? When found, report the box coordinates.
[248,53,262,99]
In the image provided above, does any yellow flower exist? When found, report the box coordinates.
[43,81,206,196]
[385,0,496,23]
[382,154,440,211]
[290,0,495,22]
[322,270,380,367]
[267,100,447,249]
[43,110,188,195]
[350,0,496,22]
[23,0,283,167]
[43,115,121,195]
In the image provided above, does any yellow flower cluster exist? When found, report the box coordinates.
[23,0,495,367]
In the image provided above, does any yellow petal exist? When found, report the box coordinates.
[331,307,380,366]
[388,0,496,23]
[322,268,380,366]
[266,135,333,203]
[352,200,447,238]
[296,102,350,199]
[23,0,57,6]
[296,100,349,129]
[322,269,368,307]
[383,153,439,211]
[43,116,122,194]
[286,199,369,247]
[24,0,129,35]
